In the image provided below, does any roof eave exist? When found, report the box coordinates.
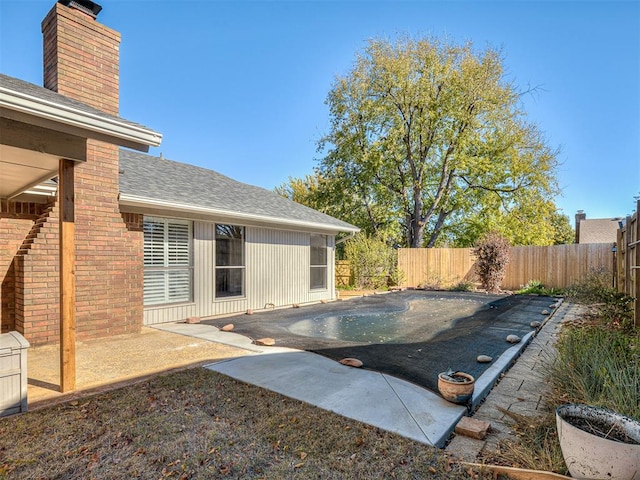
[119,194,360,234]
[0,87,162,151]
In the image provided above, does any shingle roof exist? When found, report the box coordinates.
[119,149,359,233]
[0,73,156,133]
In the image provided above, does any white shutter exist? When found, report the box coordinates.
[143,217,192,305]
[143,218,165,266]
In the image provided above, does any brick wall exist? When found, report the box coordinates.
[10,2,144,345]
[0,218,34,333]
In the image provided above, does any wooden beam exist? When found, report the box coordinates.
[0,117,87,162]
[59,158,76,392]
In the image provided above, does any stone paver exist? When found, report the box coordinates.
[446,300,585,461]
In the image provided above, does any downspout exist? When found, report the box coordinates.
[335,231,356,245]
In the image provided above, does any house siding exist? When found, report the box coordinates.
[142,220,336,325]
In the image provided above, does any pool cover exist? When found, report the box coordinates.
[204,291,555,394]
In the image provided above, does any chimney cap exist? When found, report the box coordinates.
[58,0,103,19]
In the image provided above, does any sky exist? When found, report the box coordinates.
[1,0,639,226]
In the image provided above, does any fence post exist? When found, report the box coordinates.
[634,200,640,328]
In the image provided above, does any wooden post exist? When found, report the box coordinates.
[616,228,624,293]
[635,200,640,328]
[59,159,76,392]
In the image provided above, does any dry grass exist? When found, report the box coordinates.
[482,408,567,475]
[1,368,491,479]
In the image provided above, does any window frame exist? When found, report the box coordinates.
[215,223,246,299]
[143,216,193,306]
[310,233,328,290]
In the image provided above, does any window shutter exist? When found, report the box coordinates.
[143,217,192,305]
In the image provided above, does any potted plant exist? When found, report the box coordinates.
[556,403,640,479]
[437,370,475,405]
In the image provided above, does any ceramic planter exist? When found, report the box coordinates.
[437,371,475,404]
[556,403,640,479]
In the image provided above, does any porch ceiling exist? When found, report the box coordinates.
[0,144,59,199]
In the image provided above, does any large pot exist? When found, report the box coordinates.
[437,371,474,405]
[556,403,640,479]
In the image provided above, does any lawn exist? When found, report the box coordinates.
[1,368,490,479]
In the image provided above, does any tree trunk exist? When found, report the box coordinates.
[407,213,425,248]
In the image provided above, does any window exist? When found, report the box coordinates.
[216,224,245,298]
[310,234,327,290]
[143,217,192,305]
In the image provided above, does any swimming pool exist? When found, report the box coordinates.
[287,296,491,344]
[206,290,551,393]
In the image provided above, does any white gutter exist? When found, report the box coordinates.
[119,193,360,234]
[335,231,357,245]
[0,87,162,148]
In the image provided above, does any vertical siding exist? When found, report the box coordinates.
[143,303,196,325]
[144,219,337,325]
[247,228,308,309]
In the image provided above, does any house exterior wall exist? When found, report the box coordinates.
[142,220,336,325]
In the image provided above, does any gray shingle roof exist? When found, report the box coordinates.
[0,73,156,133]
[119,149,359,233]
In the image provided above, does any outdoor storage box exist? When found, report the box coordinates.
[0,331,30,417]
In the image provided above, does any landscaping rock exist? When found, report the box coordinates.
[530,320,542,329]
[254,337,276,346]
[506,334,521,344]
[221,323,234,332]
[339,358,363,368]
[185,316,201,324]
[292,303,300,308]
[541,309,551,315]
[246,309,254,315]
[455,416,491,440]
[477,355,493,363]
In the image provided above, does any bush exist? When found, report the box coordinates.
[449,281,475,292]
[515,280,562,296]
[344,233,402,289]
[565,267,634,331]
[473,232,510,293]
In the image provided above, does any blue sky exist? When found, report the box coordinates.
[1,1,639,226]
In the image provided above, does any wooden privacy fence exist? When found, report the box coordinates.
[335,260,353,287]
[616,200,640,327]
[398,243,615,291]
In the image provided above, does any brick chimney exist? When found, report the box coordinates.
[575,210,586,244]
[42,0,120,115]
[14,0,143,345]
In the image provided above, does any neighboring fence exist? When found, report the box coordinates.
[617,200,640,327]
[398,243,615,291]
[335,260,353,287]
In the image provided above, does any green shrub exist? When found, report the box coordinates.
[449,281,475,292]
[473,232,510,293]
[515,280,563,296]
[344,233,402,289]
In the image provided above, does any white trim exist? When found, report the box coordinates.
[0,86,162,148]
[120,193,360,234]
